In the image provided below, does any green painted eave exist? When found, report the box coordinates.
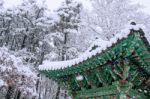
[74,81,148,99]
[40,29,150,79]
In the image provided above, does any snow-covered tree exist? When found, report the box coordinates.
[57,0,81,35]
[0,47,37,99]
[14,0,51,52]
[82,0,143,39]
[0,0,55,64]
[55,0,82,60]
[0,0,3,8]
[0,0,61,98]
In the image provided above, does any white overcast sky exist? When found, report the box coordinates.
[3,0,150,14]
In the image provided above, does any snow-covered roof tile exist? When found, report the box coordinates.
[39,23,147,71]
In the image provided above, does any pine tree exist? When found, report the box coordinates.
[53,1,82,98]
[56,0,82,60]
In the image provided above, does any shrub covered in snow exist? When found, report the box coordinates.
[0,47,37,98]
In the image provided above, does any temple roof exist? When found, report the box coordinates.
[39,24,148,71]
[39,25,150,98]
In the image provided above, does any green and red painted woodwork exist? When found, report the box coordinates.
[40,29,150,99]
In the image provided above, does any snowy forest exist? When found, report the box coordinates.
[0,0,150,99]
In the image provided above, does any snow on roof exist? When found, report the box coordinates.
[39,23,147,71]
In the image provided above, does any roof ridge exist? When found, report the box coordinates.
[39,23,146,71]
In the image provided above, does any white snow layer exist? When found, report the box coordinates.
[76,75,84,81]
[0,47,36,78]
[0,79,6,87]
[39,24,148,71]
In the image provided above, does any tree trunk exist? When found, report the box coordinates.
[16,91,21,99]
[5,86,13,99]
[40,52,44,65]
[14,90,21,99]
[62,32,68,61]
[21,35,27,49]
[55,86,60,99]
[64,33,68,44]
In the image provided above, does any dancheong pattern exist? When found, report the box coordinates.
[40,29,150,99]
